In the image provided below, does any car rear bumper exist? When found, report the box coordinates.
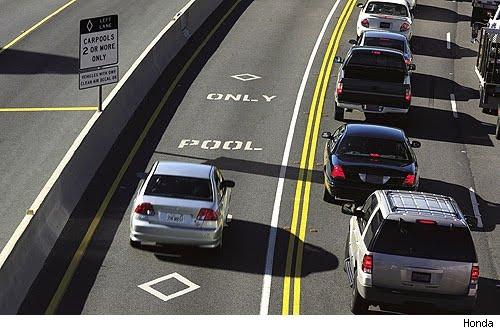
[358,282,477,312]
[337,101,409,114]
[324,173,416,201]
[130,219,222,248]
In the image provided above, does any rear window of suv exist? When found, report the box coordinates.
[145,175,213,201]
[371,220,477,262]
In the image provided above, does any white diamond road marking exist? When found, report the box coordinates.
[231,73,261,82]
[138,272,200,302]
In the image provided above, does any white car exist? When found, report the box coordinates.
[356,0,413,40]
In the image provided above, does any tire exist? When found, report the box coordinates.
[130,239,141,248]
[351,274,369,314]
[496,115,500,140]
[482,107,491,114]
[323,187,335,203]
[334,102,344,121]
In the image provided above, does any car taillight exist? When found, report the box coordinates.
[470,265,479,284]
[405,88,411,102]
[369,153,380,158]
[197,208,219,221]
[416,219,437,225]
[331,165,346,180]
[400,22,410,32]
[336,82,343,95]
[403,173,416,186]
[134,202,155,216]
[361,18,369,28]
[362,255,373,274]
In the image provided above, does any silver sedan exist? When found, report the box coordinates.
[129,161,235,249]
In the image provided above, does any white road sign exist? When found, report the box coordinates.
[79,15,118,70]
[79,66,119,90]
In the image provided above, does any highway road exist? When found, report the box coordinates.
[18,0,500,314]
[0,0,192,253]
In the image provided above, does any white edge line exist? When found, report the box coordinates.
[259,0,342,315]
[450,93,458,119]
[0,0,197,268]
[446,32,451,50]
[468,187,484,229]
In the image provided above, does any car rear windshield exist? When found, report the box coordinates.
[345,50,406,81]
[145,175,213,201]
[365,1,408,17]
[364,37,405,52]
[372,220,477,262]
[337,136,411,161]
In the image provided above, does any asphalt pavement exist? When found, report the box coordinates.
[0,0,192,252]
[19,0,500,314]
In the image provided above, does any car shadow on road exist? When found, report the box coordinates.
[145,218,338,278]
[411,73,479,101]
[411,35,477,59]
[404,106,496,147]
[414,4,471,23]
[419,178,500,232]
[0,49,78,74]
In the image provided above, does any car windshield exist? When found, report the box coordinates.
[365,2,409,17]
[364,36,405,52]
[337,136,411,161]
[372,220,477,262]
[145,175,213,201]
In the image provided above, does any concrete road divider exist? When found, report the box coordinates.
[0,0,225,313]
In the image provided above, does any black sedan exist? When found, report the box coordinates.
[322,123,420,203]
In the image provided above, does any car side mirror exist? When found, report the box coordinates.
[464,215,478,230]
[334,56,343,64]
[136,172,147,180]
[220,180,235,189]
[342,203,364,217]
[321,131,333,139]
[357,3,365,8]
[408,64,416,71]
[410,140,421,148]
[348,39,357,45]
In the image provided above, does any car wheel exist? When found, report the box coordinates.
[351,274,369,314]
[482,107,492,114]
[496,115,500,140]
[334,102,344,121]
[323,187,336,203]
[130,238,141,248]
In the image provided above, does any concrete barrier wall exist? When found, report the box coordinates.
[0,0,225,313]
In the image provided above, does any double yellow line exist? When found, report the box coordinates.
[281,0,356,315]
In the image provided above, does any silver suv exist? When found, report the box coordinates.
[342,190,479,314]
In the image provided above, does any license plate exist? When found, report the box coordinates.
[380,22,390,29]
[411,271,431,283]
[363,104,383,112]
[161,213,184,223]
[366,174,384,184]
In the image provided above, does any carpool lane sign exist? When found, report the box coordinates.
[79,66,118,89]
[79,15,118,70]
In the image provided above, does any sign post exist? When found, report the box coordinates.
[79,14,119,111]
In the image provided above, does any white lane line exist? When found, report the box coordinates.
[259,0,342,315]
[469,187,484,229]
[450,93,458,118]
[447,32,451,49]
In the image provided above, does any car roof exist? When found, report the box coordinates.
[344,123,406,141]
[366,0,409,7]
[362,30,408,42]
[153,161,213,179]
[378,190,467,227]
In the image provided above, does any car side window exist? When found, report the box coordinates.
[330,126,345,152]
[357,194,377,233]
[214,170,223,199]
[363,209,383,247]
